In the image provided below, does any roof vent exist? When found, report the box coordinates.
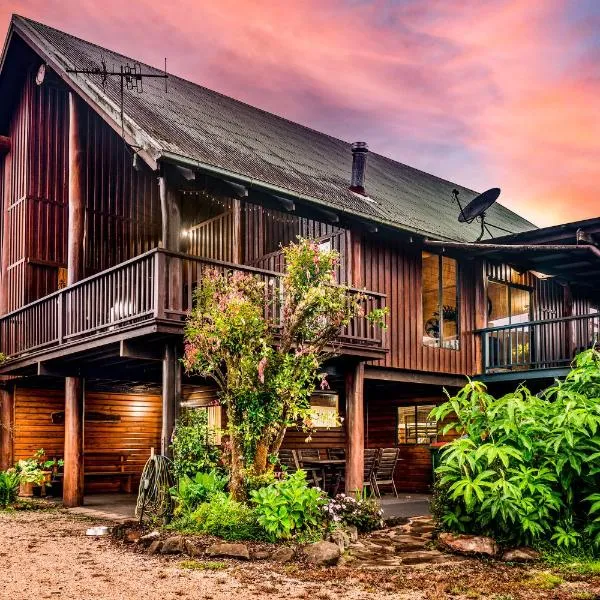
[350,141,369,195]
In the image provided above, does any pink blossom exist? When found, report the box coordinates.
[320,375,330,390]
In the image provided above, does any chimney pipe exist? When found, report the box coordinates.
[350,141,369,195]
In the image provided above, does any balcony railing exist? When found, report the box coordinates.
[477,312,599,374]
[0,249,386,362]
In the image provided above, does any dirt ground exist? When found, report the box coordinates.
[1,508,600,600]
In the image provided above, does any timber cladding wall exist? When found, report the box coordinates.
[13,387,161,491]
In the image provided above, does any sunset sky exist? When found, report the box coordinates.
[1,0,598,227]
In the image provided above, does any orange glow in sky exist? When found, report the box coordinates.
[1,0,599,226]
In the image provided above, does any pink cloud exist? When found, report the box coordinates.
[0,0,598,227]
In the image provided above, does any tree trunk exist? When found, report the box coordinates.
[253,441,269,474]
[227,405,246,501]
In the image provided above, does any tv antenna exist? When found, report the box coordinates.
[453,187,512,241]
[66,57,168,142]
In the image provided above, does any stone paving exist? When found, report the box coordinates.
[345,515,466,569]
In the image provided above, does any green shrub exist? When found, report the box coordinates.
[250,470,327,540]
[431,349,600,550]
[0,471,20,507]
[323,493,383,533]
[187,493,264,540]
[244,469,277,494]
[171,470,228,517]
[171,409,223,479]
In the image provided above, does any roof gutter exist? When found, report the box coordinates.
[158,150,462,243]
[424,239,600,259]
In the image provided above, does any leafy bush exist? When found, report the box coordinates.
[171,470,228,517]
[431,349,600,550]
[171,409,223,479]
[0,471,20,507]
[323,493,384,533]
[186,493,264,540]
[250,470,327,540]
[244,469,278,495]
[15,458,46,485]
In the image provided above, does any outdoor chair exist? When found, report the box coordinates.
[363,448,381,497]
[373,447,400,497]
[278,449,323,488]
[327,448,345,460]
[298,448,321,462]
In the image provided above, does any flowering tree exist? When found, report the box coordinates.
[183,238,386,500]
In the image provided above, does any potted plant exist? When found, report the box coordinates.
[15,457,46,497]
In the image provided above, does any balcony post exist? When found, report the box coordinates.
[161,341,178,456]
[345,361,365,494]
[0,384,14,470]
[232,198,243,264]
[0,150,11,315]
[63,91,86,507]
[63,377,84,507]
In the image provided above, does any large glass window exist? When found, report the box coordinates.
[422,252,460,349]
[397,405,437,445]
[308,392,340,429]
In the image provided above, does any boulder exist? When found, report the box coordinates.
[438,532,498,557]
[271,546,295,563]
[124,529,142,544]
[251,550,271,560]
[138,530,160,546]
[161,536,186,555]
[501,547,540,563]
[345,525,359,543]
[302,541,341,566]
[328,530,350,552]
[206,542,250,560]
[148,540,163,555]
[184,539,202,557]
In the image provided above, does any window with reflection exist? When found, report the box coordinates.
[486,281,532,367]
[422,252,460,349]
[308,392,340,429]
[397,405,437,445]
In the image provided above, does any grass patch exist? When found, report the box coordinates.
[179,560,228,571]
[539,543,600,576]
[523,572,564,590]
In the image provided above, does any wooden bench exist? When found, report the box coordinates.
[53,451,138,493]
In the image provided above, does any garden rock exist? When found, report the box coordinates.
[148,540,163,555]
[328,530,350,552]
[438,532,498,557]
[206,542,250,560]
[345,525,358,543]
[303,541,341,566]
[138,530,160,546]
[124,529,142,544]
[161,536,186,555]
[271,546,295,563]
[501,547,540,563]
[184,540,202,557]
[251,550,271,560]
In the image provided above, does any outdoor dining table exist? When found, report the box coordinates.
[300,459,346,496]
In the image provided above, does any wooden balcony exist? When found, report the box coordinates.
[0,249,387,371]
[477,313,599,378]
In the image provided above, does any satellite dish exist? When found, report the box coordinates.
[457,188,501,223]
[453,187,501,241]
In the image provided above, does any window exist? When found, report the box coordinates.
[180,389,223,444]
[308,392,340,428]
[397,405,437,445]
[487,281,531,326]
[422,252,460,349]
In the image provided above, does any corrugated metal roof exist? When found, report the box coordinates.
[11,15,536,242]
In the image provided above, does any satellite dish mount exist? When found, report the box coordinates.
[454,187,501,241]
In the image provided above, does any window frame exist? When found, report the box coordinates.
[421,252,461,351]
[486,278,533,326]
[308,391,342,429]
[396,404,438,446]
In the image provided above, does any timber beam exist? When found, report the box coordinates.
[120,339,164,361]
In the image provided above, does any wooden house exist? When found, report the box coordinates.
[0,16,598,506]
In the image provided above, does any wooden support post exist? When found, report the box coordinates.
[63,93,86,507]
[350,230,363,288]
[232,198,243,264]
[67,92,86,285]
[345,362,365,494]
[0,386,14,470]
[161,342,177,456]
[63,377,84,507]
[0,149,12,315]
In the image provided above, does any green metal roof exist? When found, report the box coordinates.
[8,15,536,242]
